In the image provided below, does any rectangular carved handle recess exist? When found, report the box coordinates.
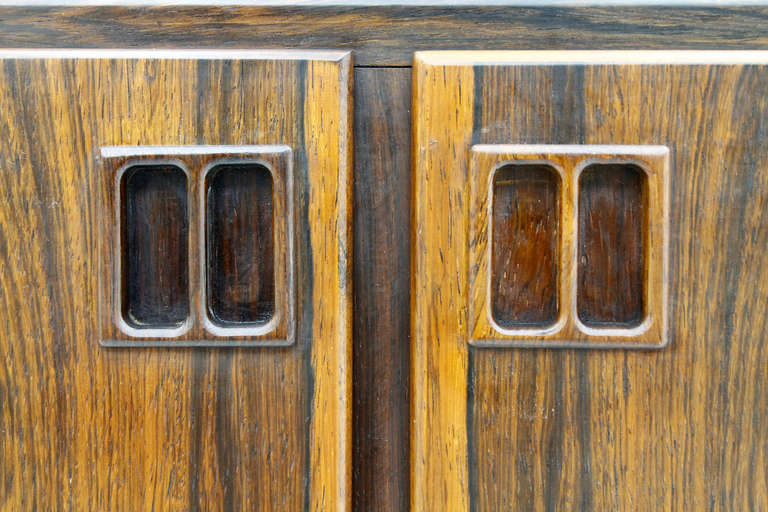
[491,163,560,328]
[577,162,648,328]
[99,145,294,346]
[120,163,190,330]
[470,144,669,348]
[205,162,276,328]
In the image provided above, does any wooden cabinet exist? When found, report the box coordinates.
[0,6,767,512]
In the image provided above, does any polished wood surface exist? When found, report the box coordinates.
[412,51,768,510]
[491,163,560,327]
[467,143,668,348]
[578,163,647,327]
[0,5,766,510]
[411,57,474,512]
[352,67,411,512]
[0,51,352,510]
[0,5,767,66]
[121,164,190,328]
[99,146,293,346]
[206,163,275,326]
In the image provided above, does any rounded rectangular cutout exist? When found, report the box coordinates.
[491,163,560,327]
[120,163,189,328]
[205,162,275,327]
[577,163,648,327]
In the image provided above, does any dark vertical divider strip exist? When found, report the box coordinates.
[120,164,188,328]
[352,68,411,511]
[577,163,647,327]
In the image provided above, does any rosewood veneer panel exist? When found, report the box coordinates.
[0,6,767,66]
[206,162,275,327]
[0,50,352,511]
[578,162,648,327]
[411,51,768,511]
[352,67,411,512]
[469,144,668,348]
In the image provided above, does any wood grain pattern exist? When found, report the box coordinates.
[412,51,768,511]
[352,67,411,512]
[0,6,767,509]
[121,163,190,328]
[578,163,647,327]
[411,57,474,512]
[206,162,275,326]
[491,163,560,327]
[0,5,767,66]
[99,146,293,345]
[304,56,354,512]
[0,51,352,511]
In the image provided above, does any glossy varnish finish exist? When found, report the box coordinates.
[0,6,766,510]
[491,163,560,327]
[0,52,352,510]
[205,163,275,326]
[99,145,294,345]
[412,52,768,510]
[577,163,648,327]
[121,164,190,328]
[467,143,668,348]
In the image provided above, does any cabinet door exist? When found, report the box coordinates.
[411,51,768,511]
[0,50,352,510]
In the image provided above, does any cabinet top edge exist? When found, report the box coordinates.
[0,48,351,62]
[0,7,766,67]
[471,144,670,156]
[415,50,768,66]
[2,1,767,6]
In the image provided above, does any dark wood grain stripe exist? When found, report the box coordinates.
[469,63,588,511]
[458,59,768,510]
[293,59,315,512]
[184,58,309,510]
[352,68,411,511]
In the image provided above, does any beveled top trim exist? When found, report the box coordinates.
[2,1,766,6]
[0,48,351,61]
[101,145,292,159]
[416,50,768,66]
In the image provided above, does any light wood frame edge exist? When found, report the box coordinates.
[468,144,669,349]
[97,145,295,347]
